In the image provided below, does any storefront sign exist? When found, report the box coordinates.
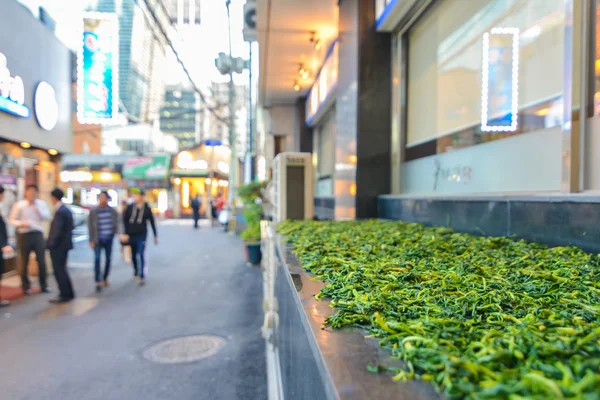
[126,179,169,189]
[481,28,519,132]
[34,81,58,130]
[61,170,93,183]
[78,12,119,124]
[123,155,170,180]
[217,161,230,174]
[176,151,208,170]
[0,53,29,118]
[0,174,16,185]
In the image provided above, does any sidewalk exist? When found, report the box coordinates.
[0,222,267,400]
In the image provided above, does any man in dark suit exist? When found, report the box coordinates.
[0,185,12,307]
[46,188,75,303]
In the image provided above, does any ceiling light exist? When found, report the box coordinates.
[48,148,58,156]
[20,142,31,149]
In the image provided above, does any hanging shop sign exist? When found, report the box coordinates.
[123,155,171,180]
[0,53,29,118]
[78,12,119,124]
[34,81,58,131]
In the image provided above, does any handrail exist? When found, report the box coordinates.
[261,220,284,400]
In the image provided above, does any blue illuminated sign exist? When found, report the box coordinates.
[0,52,30,119]
[77,12,119,124]
[0,96,29,118]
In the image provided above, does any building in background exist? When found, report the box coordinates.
[101,123,179,155]
[160,86,202,149]
[170,144,231,217]
[166,0,201,25]
[71,82,102,154]
[93,0,168,123]
[208,81,249,153]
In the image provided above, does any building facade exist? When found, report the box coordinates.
[160,86,201,149]
[257,0,600,252]
[1,0,73,264]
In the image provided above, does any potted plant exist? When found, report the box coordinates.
[238,181,268,265]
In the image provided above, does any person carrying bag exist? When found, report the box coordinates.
[122,188,157,285]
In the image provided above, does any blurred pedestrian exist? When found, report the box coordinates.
[123,188,158,285]
[210,198,218,226]
[191,194,200,229]
[46,188,75,303]
[0,185,12,307]
[8,184,51,296]
[89,191,119,292]
[119,199,132,263]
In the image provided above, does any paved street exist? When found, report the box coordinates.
[0,221,267,400]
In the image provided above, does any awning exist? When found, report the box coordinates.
[123,155,171,180]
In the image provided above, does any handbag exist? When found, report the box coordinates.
[119,234,130,245]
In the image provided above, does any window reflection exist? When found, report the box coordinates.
[407,0,565,157]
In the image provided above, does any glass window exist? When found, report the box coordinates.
[594,0,600,115]
[317,110,336,183]
[407,0,565,154]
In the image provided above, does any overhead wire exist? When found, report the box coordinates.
[135,0,229,124]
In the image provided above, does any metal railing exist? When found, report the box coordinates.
[261,220,284,400]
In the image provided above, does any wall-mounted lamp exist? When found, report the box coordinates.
[310,31,321,50]
[299,64,309,80]
[293,81,301,92]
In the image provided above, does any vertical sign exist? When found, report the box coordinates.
[243,0,257,42]
[78,12,119,124]
[481,28,519,132]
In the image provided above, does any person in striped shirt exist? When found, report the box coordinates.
[88,191,120,292]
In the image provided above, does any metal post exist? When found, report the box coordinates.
[561,0,590,192]
[249,42,255,182]
[226,0,237,205]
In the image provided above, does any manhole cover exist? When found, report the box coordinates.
[143,335,226,364]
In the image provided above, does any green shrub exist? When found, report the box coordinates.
[279,219,600,400]
[238,181,268,242]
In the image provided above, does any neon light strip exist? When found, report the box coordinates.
[481,27,519,132]
[77,12,120,125]
[0,96,30,118]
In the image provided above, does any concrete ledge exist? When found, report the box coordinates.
[275,238,441,400]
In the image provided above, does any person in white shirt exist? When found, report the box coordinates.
[8,184,52,295]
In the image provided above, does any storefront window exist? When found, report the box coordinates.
[306,42,339,123]
[594,0,600,115]
[376,0,394,20]
[316,110,335,196]
[407,0,565,157]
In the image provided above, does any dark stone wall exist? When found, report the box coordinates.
[379,196,600,253]
[295,98,313,153]
[338,0,392,219]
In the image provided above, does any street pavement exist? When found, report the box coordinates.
[0,220,267,400]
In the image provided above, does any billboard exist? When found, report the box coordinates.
[77,12,119,124]
[123,155,171,180]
